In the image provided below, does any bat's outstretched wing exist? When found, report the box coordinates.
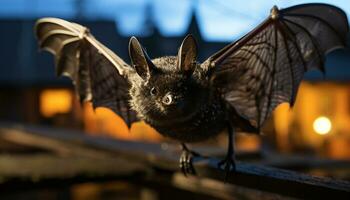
[35,18,138,127]
[203,4,348,128]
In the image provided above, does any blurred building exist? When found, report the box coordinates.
[0,0,350,160]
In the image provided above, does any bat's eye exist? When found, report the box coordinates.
[162,94,173,105]
[150,87,157,96]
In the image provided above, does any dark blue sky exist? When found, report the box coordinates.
[0,0,349,41]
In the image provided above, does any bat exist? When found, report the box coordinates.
[35,3,348,178]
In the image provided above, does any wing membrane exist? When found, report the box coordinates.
[205,4,348,128]
[35,18,138,126]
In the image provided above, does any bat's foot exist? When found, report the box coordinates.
[179,144,200,176]
[218,155,236,182]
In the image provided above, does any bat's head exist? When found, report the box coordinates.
[128,35,208,121]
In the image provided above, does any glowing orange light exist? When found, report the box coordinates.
[40,89,72,117]
[83,102,162,142]
[313,116,332,135]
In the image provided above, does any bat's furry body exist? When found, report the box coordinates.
[129,56,227,142]
[35,4,348,176]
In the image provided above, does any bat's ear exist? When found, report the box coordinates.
[178,34,197,73]
[129,36,155,80]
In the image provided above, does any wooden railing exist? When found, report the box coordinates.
[0,123,349,199]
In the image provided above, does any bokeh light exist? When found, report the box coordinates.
[313,116,332,135]
[40,89,72,118]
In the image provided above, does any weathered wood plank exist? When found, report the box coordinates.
[170,173,297,200]
[194,160,350,199]
[0,123,349,199]
[0,127,146,181]
[0,154,144,179]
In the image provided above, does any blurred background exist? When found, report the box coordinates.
[0,0,350,198]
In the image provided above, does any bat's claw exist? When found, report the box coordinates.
[218,155,236,182]
[179,147,200,176]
